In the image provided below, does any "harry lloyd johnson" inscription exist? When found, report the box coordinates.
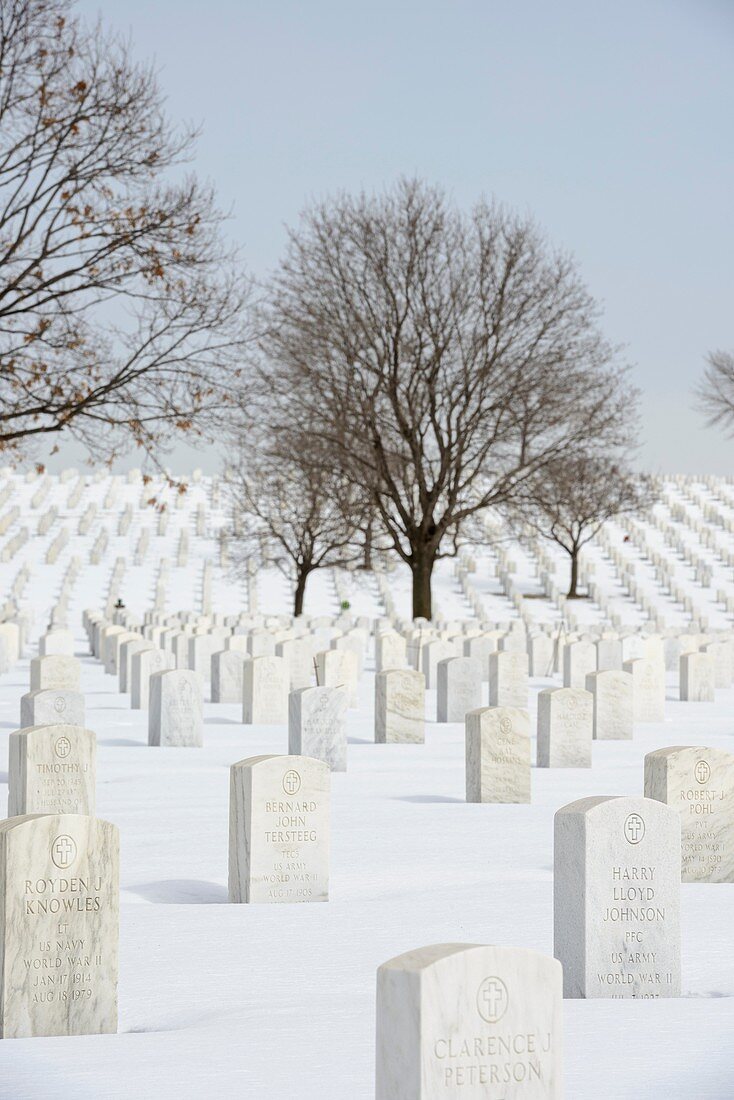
[602,866,665,923]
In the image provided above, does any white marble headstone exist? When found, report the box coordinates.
[554,795,680,998]
[20,689,85,730]
[315,649,358,707]
[465,707,531,803]
[288,685,348,771]
[148,669,203,747]
[624,657,665,723]
[596,639,623,672]
[211,649,245,704]
[644,745,734,882]
[131,647,172,710]
[228,754,330,904]
[679,652,715,702]
[585,670,633,740]
[563,641,596,691]
[118,637,151,694]
[243,656,288,724]
[537,688,592,768]
[436,657,482,723]
[30,655,81,693]
[376,632,408,672]
[421,640,457,690]
[488,652,529,709]
[0,813,118,1037]
[8,725,95,816]
[375,669,425,744]
[376,943,562,1098]
[38,630,75,657]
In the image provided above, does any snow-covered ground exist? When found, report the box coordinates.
[0,469,733,1099]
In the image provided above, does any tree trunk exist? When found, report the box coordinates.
[411,552,434,620]
[294,567,309,616]
[362,518,373,571]
[567,548,579,598]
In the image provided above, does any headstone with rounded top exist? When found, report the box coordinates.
[376,942,562,1098]
[228,754,330,904]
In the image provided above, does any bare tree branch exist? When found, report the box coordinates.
[506,455,658,597]
[695,350,734,435]
[223,420,373,617]
[256,178,640,618]
[0,0,252,464]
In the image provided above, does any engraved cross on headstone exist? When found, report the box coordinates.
[482,979,505,1019]
[53,837,74,865]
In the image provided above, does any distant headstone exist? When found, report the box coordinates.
[276,637,315,690]
[0,622,20,663]
[554,795,680,998]
[421,640,457,690]
[332,630,366,677]
[118,637,151,694]
[621,635,646,663]
[375,631,408,672]
[103,630,137,677]
[148,669,203,747]
[464,634,500,679]
[563,641,596,690]
[8,725,95,816]
[0,813,119,1037]
[488,652,528,709]
[248,629,276,658]
[537,687,593,768]
[375,669,425,744]
[436,657,482,723]
[499,630,526,654]
[228,754,329,904]
[30,656,81,693]
[465,707,531,803]
[679,652,715,702]
[188,633,220,681]
[376,943,562,1098]
[645,746,734,882]
[585,670,633,740]
[38,630,75,657]
[596,639,623,672]
[701,641,733,689]
[20,689,85,730]
[529,633,554,677]
[624,658,665,722]
[131,647,171,710]
[315,648,358,706]
[211,649,245,704]
[288,685,348,771]
[243,656,288,724]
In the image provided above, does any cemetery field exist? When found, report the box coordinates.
[0,470,733,1097]
[1,648,733,1097]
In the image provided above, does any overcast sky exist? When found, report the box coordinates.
[62,0,733,476]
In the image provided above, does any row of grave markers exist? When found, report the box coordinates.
[5,468,734,623]
[2,470,734,1090]
[1,612,731,1062]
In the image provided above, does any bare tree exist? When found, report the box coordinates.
[509,456,657,597]
[696,350,734,434]
[258,179,638,619]
[0,0,251,463]
[224,433,369,617]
